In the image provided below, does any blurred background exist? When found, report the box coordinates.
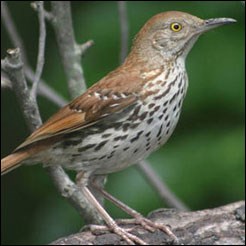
[1,1,244,245]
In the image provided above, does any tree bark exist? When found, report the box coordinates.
[50,200,245,245]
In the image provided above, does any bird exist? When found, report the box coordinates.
[1,11,236,244]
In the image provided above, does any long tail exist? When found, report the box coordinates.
[1,152,29,175]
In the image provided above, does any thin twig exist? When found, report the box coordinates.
[1,1,66,107]
[25,67,67,107]
[1,1,28,65]
[77,40,95,57]
[117,1,129,64]
[137,160,189,211]
[31,1,46,97]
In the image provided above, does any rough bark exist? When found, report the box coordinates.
[50,200,245,245]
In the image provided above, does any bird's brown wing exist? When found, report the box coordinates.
[15,70,141,151]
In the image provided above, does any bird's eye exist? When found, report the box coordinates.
[170,23,182,32]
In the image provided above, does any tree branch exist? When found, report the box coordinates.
[50,201,245,245]
[50,1,87,98]
[31,1,47,98]
[1,1,67,107]
[137,160,189,211]
[1,48,41,131]
[118,1,129,64]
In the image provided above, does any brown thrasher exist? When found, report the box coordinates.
[1,11,235,244]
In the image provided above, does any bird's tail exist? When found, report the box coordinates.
[1,152,29,175]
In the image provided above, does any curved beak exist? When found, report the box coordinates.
[198,17,237,34]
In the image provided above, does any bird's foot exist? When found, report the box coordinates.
[117,215,179,244]
[90,224,147,245]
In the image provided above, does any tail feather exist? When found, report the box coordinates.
[1,152,29,175]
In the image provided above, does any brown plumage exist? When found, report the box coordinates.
[1,12,236,175]
[1,11,236,244]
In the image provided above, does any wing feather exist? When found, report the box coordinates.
[15,69,142,151]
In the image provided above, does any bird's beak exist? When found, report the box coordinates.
[197,17,237,34]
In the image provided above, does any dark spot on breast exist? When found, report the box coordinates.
[98,155,107,160]
[131,123,140,129]
[123,123,130,132]
[166,121,170,127]
[72,154,81,157]
[113,122,122,130]
[101,133,112,138]
[123,146,130,151]
[94,140,108,151]
[146,146,151,151]
[178,80,182,88]
[114,135,128,141]
[163,101,168,107]
[133,149,139,153]
[154,105,160,112]
[62,139,82,148]
[149,110,155,117]
[146,142,151,147]
[169,93,177,104]
[129,105,141,121]
[107,150,115,159]
[139,111,148,121]
[121,135,128,140]
[130,130,144,143]
[88,157,99,161]
[165,69,170,80]
[145,131,151,137]
[156,125,163,138]
[78,144,96,152]
[158,114,164,120]
[173,106,177,112]
[161,81,167,87]
[164,115,169,121]
[147,118,153,124]
[148,103,155,109]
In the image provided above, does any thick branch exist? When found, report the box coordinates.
[51,1,87,98]
[50,201,245,245]
[1,48,41,131]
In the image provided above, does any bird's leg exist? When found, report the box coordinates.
[76,172,147,245]
[91,181,179,244]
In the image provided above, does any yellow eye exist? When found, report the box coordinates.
[170,23,182,32]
